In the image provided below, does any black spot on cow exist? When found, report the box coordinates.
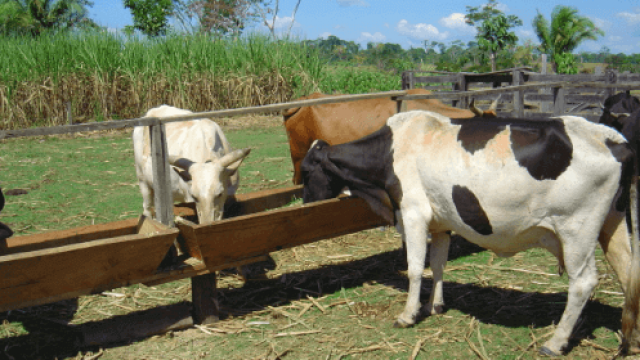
[451,117,573,180]
[451,119,502,154]
[452,185,493,236]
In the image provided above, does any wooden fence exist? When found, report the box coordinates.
[2,76,640,344]
[402,68,640,122]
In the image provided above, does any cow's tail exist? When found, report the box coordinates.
[622,152,640,354]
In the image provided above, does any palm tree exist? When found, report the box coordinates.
[0,0,96,36]
[532,6,604,73]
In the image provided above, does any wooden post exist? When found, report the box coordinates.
[452,74,467,109]
[401,71,414,90]
[396,98,408,113]
[512,69,524,118]
[553,86,566,116]
[540,55,552,113]
[192,273,220,325]
[605,69,618,98]
[66,102,73,125]
[149,122,174,228]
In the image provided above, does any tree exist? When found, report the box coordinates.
[465,0,522,71]
[532,5,604,73]
[173,0,262,35]
[123,0,173,37]
[254,0,301,39]
[0,0,95,36]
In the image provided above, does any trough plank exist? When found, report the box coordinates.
[0,218,139,255]
[183,196,387,267]
[0,225,178,313]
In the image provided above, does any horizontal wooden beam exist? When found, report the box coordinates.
[179,196,387,268]
[0,91,407,139]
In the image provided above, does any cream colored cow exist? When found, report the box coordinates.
[133,105,250,223]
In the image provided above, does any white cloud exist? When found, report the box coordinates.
[336,0,369,7]
[591,17,611,31]
[439,13,473,33]
[608,35,623,42]
[319,32,332,39]
[334,25,346,30]
[384,23,390,28]
[617,9,640,24]
[271,15,299,29]
[517,29,534,39]
[358,32,386,43]
[494,3,509,13]
[396,19,448,41]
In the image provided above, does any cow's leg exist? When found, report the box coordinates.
[541,237,599,356]
[394,205,430,328]
[598,210,631,291]
[139,180,154,218]
[424,232,450,315]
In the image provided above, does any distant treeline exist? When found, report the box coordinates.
[304,35,640,74]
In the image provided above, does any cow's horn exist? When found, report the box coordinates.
[610,112,631,119]
[469,99,483,116]
[169,156,194,171]
[219,148,251,168]
[489,94,501,112]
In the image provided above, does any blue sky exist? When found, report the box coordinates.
[91,1,640,54]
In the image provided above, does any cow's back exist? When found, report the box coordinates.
[387,111,629,251]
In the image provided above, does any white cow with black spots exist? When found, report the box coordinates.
[301,110,640,356]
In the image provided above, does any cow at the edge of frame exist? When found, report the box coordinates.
[0,188,13,241]
[600,91,640,169]
[301,109,640,356]
[133,105,251,224]
[283,88,499,185]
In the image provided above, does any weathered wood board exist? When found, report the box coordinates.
[174,185,303,260]
[0,216,178,312]
[177,195,387,268]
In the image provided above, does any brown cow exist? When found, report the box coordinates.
[283,88,497,184]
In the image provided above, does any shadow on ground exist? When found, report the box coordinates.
[0,237,620,359]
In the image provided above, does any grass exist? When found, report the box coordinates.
[0,32,408,130]
[0,116,629,359]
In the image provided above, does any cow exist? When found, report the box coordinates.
[0,188,13,241]
[600,91,640,171]
[283,88,498,185]
[133,105,251,224]
[301,110,640,356]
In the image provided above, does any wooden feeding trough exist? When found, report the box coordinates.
[0,216,179,312]
[175,186,388,269]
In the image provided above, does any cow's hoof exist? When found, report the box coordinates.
[538,346,561,357]
[425,304,444,315]
[393,318,413,328]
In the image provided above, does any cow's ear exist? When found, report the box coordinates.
[352,187,395,225]
[0,188,4,212]
[173,167,192,182]
[169,156,195,171]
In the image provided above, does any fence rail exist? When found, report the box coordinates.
[403,68,640,122]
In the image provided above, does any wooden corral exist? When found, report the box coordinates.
[402,68,640,122]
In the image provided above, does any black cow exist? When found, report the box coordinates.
[302,110,640,356]
[600,92,640,171]
[0,188,13,241]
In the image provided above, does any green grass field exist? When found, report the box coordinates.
[0,117,630,359]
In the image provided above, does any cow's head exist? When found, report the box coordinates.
[301,140,346,203]
[170,148,250,223]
